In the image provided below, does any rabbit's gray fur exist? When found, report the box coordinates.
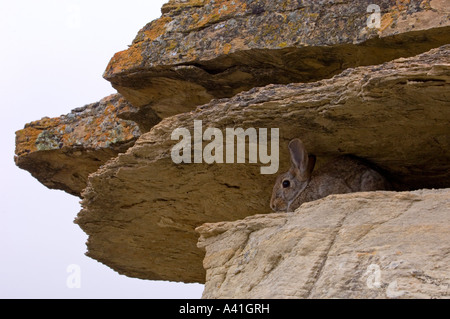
[270,139,390,212]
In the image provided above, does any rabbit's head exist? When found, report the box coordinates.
[270,139,316,212]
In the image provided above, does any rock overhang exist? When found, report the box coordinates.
[103,0,450,126]
[13,0,450,285]
[75,45,450,283]
[14,94,143,197]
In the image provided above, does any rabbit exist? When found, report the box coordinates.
[270,138,390,212]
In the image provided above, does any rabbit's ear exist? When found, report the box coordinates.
[288,139,311,180]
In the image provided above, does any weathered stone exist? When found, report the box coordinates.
[13,0,450,288]
[75,45,450,283]
[197,188,450,299]
[104,0,450,125]
[15,94,142,196]
[15,0,450,198]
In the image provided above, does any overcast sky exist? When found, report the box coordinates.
[0,0,204,298]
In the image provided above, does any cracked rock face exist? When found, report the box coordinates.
[197,189,450,299]
[75,45,450,283]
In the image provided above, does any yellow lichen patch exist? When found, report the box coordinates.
[185,47,198,61]
[223,43,232,55]
[356,250,377,257]
[380,0,431,32]
[104,43,145,77]
[194,0,248,29]
[15,117,61,155]
[394,0,411,11]
[214,37,245,55]
[15,127,41,155]
[380,12,395,32]
[308,12,319,19]
[116,96,135,114]
[15,94,141,158]
[380,0,416,33]
[166,40,178,52]
[162,0,205,14]
[144,16,172,42]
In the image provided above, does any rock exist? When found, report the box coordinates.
[13,0,450,286]
[17,0,450,199]
[75,45,450,283]
[197,188,450,299]
[15,94,143,197]
[104,0,450,125]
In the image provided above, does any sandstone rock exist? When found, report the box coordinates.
[197,188,450,299]
[13,0,450,287]
[15,94,143,196]
[104,0,450,125]
[15,0,450,198]
[75,45,450,283]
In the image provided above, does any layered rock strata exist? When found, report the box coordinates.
[104,0,450,124]
[13,0,450,287]
[76,45,450,283]
[15,94,142,196]
[197,189,450,299]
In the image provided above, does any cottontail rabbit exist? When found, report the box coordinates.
[270,139,389,212]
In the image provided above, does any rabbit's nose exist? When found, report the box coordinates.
[270,201,276,211]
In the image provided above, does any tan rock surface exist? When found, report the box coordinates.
[15,0,450,199]
[13,0,450,286]
[197,188,450,298]
[76,46,450,283]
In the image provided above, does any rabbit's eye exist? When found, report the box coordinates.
[282,180,290,188]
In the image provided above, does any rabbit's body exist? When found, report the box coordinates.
[289,155,388,209]
[270,139,389,212]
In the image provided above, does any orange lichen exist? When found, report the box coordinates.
[162,0,205,14]
[380,12,395,32]
[15,117,61,155]
[397,0,411,9]
[380,1,413,32]
[15,127,41,155]
[356,251,377,257]
[104,16,173,77]
[194,0,248,29]
[377,0,435,34]
[104,43,145,78]
[223,43,232,55]
[144,16,172,41]
[15,95,140,158]
[105,0,249,77]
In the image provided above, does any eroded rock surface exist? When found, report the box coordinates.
[15,94,142,196]
[75,45,450,283]
[104,0,450,124]
[197,188,450,299]
[13,0,450,287]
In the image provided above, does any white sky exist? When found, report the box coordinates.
[0,0,204,298]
